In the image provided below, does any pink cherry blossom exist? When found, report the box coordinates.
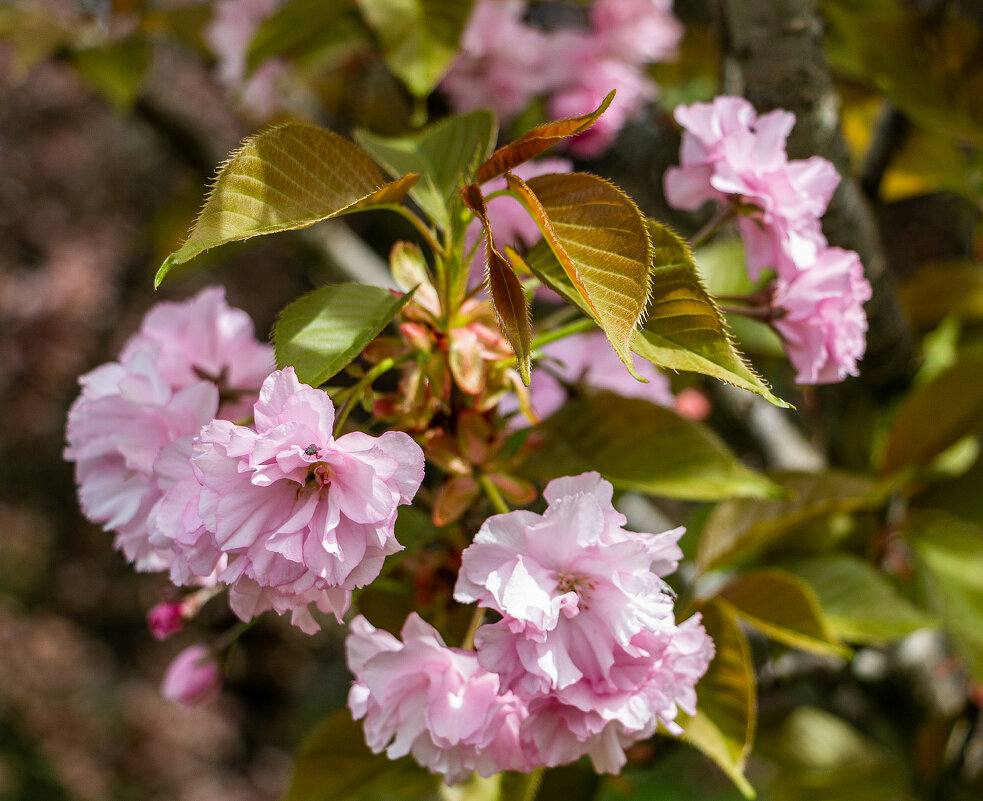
[591,0,683,66]
[664,95,840,278]
[122,285,274,420]
[161,645,223,707]
[346,614,530,784]
[771,247,872,384]
[455,472,684,694]
[171,368,425,633]
[505,331,674,424]
[65,342,219,571]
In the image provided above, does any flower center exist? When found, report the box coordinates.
[555,571,596,602]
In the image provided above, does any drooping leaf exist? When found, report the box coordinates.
[904,511,983,681]
[697,471,886,573]
[273,283,412,386]
[525,226,788,407]
[880,353,983,476]
[156,123,419,286]
[780,553,937,644]
[73,36,149,110]
[507,172,651,377]
[247,0,366,74]
[679,602,756,799]
[461,184,531,384]
[282,707,439,801]
[357,111,497,230]
[715,569,849,658]
[355,0,475,98]
[475,91,615,183]
[520,393,779,501]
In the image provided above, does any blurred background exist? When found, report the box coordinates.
[2,1,983,799]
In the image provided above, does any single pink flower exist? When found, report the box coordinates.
[175,368,425,633]
[147,600,186,641]
[664,95,840,278]
[771,247,872,384]
[161,645,223,707]
[455,472,684,694]
[591,0,683,67]
[347,614,531,784]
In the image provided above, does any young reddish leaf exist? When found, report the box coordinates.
[433,475,481,526]
[475,90,615,184]
[506,172,651,378]
[461,184,532,385]
[156,122,419,286]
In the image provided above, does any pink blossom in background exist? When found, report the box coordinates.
[122,286,275,420]
[502,331,674,424]
[771,247,872,384]
[161,645,223,707]
[346,614,531,784]
[65,342,219,571]
[664,95,840,278]
[172,368,425,633]
[591,0,683,65]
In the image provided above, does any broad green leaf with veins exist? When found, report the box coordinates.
[155,122,418,286]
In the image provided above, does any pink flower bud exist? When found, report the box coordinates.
[147,601,186,641]
[674,388,711,421]
[161,645,222,707]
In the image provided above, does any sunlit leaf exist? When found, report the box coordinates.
[247,0,366,74]
[507,172,651,377]
[461,184,531,384]
[904,512,983,681]
[781,553,937,644]
[355,0,475,98]
[476,92,614,183]
[679,602,756,799]
[282,707,439,801]
[521,393,779,501]
[716,569,849,658]
[526,225,788,407]
[357,111,497,230]
[880,353,983,475]
[898,260,983,329]
[273,283,412,387]
[697,471,886,573]
[156,123,418,285]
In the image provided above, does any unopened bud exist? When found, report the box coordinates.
[147,601,186,641]
[161,645,223,707]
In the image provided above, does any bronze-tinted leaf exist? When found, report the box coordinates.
[475,91,614,184]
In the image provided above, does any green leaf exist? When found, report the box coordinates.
[476,92,614,184]
[880,353,983,475]
[356,110,497,230]
[520,392,779,501]
[716,569,849,658]
[282,707,439,801]
[439,773,500,801]
[904,512,983,681]
[461,184,532,384]
[525,224,789,407]
[247,0,366,74]
[679,602,756,799]
[273,283,412,386]
[355,0,475,98]
[507,172,652,378]
[156,122,419,286]
[74,36,149,110]
[697,471,886,573]
[780,553,937,644]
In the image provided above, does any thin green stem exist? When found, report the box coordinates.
[390,205,447,260]
[461,606,485,650]
[689,204,737,250]
[332,355,409,436]
[531,316,596,350]
[477,473,511,516]
[213,619,258,654]
[515,768,546,801]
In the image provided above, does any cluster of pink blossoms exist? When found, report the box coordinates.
[66,288,425,634]
[443,0,682,157]
[347,473,713,782]
[664,95,872,384]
